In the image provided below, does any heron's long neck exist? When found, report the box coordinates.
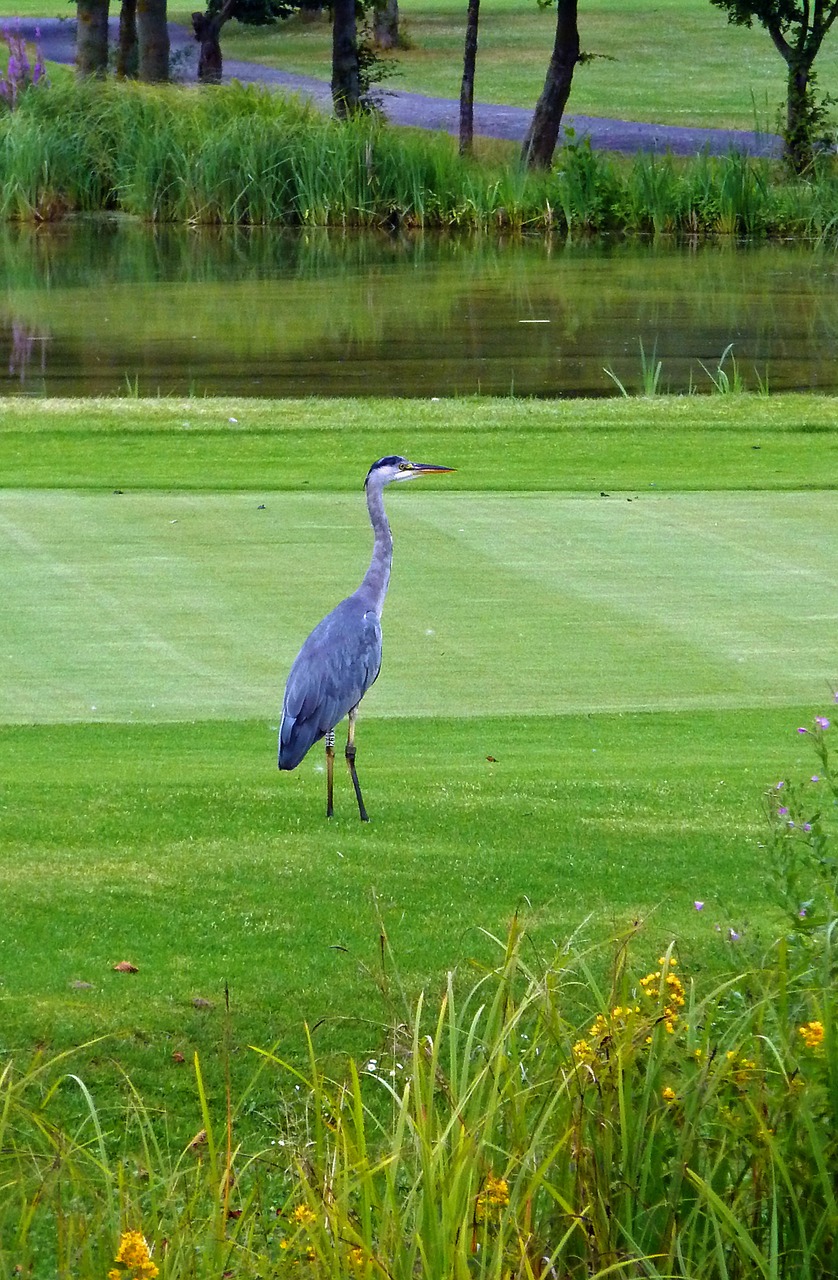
[359,480,392,617]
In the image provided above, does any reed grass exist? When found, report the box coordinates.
[2,78,838,235]
[3,774,837,1279]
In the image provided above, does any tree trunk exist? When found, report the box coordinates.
[137,0,169,82]
[784,55,814,172]
[331,0,360,118]
[191,0,236,83]
[76,0,110,76]
[373,0,399,50]
[763,8,838,173]
[191,11,222,83]
[459,0,479,156]
[521,0,579,170]
[117,0,137,77]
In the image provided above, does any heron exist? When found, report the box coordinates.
[278,456,454,821]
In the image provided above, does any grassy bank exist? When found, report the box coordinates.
[1,0,836,132]
[2,393,837,1080]
[2,78,838,232]
[2,393,837,1273]
[199,0,837,134]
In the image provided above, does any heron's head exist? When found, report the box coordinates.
[365,456,455,488]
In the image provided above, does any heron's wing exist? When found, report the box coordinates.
[278,598,382,771]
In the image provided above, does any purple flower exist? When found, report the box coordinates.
[803,823,812,832]
[797,727,808,735]
[815,716,830,730]
[775,780,785,790]
[812,775,820,783]
[694,900,704,911]
[728,929,740,942]
[778,806,789,816]
[799,907,807,918]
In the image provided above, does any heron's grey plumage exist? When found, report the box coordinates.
[277,455,453,819]
[278,597,382,771]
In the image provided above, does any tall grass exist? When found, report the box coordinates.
[3,78,838,234]
[3,715,837,1278]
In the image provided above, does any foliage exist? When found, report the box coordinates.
[1,77,838,232]
[205,0,296,26]
[0,24,45,110]
[709,0,838,168]
[708,0,838,35]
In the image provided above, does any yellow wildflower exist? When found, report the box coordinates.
[799,1020,825,1050]
[292,1203,317,1227]
[641,961,686,1036]
[662,1086,676,1103]
[476,1173,509,1220]
[113,1230,158,1280]
[348,1245,366,1269]
[573,1038,594,1063]
[589,1013,609,1039]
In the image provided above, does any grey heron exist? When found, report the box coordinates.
[278,456,454,820]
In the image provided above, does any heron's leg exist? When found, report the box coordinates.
[345,706,369,822]
[325,730,336,819]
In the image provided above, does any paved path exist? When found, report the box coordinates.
[12,17,783,158]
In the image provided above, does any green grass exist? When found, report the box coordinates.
[197,0,838,132]
[4,0,837,134]
[5,78,838,232]
[1,393,837,1142]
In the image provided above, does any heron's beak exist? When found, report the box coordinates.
[411,464,456,475]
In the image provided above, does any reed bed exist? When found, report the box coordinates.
[3,77,838,235]
[2,717,837,1279]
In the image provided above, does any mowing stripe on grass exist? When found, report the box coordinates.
[1,489,836,723]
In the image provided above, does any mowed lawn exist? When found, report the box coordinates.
[1,394,836,1128]
[212,0,838,132]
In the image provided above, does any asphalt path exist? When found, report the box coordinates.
[12,17,783,158]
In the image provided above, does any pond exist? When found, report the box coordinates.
[2,221,837,398]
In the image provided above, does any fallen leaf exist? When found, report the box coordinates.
[172,1051,186,1064]
[486,756,497,763]
[112,960,139,973]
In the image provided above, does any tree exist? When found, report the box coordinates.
[710,0,838,171]
[459,0,479,156]
[332,0,361,116]
[117,0,138,76]
[76,0,110,75]
[373,0,399,50]
[137,0,170,80]
[522,0,580,169]
[191,0,295,85]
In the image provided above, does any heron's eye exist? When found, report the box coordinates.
[398,462,411,471]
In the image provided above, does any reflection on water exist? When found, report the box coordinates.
[1,221,837,397]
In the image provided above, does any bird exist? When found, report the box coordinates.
[278,456,454,821]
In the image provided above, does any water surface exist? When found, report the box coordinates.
[1,223,837,398]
